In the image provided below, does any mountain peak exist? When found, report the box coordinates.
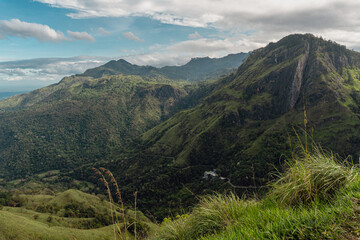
[116,59,132,64]
[235,33,360,115]
[188,56,211,62]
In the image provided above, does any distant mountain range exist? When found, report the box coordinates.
[1,35,360,218]
[81,53,249,82]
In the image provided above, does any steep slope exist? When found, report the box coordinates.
[81,53,249,82]
[144,34,360,181]
[105,34,360,217]
[0,74,187,178]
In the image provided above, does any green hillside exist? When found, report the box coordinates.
[108,34,360,218]
[0,74,188,178]
[0,189,156,240]
[0,212,116,240]
[143,33,360,182]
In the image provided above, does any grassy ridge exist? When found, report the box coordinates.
[0,189,156,240]
[152,148,360,239]
[0,210,117,240]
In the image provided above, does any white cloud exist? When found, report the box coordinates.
[188,32,201,39]
[98,27,110,36]
[4,76,24,82]
[33,0,360,50]
[0,19,68,42]
[122,32,144,42]
[31,0,359,28]
[67,30,95,42]
[0,19,96,43]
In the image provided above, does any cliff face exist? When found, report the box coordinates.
[287,43,309,111]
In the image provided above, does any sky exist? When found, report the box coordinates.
[1,0,360,91]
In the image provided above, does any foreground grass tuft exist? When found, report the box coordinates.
[269,146,357,206]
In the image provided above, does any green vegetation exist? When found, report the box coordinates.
[0,74,188,178]
[270,146,357,205]
[152,149,360,239]
[130,34,360,217]
[0,211,118,240]
[1,33,360,224]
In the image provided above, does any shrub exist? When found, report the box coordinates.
[153,214,191,240]
[127,219,151,238]
[0,191,12,206]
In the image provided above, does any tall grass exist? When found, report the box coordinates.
[269,145,357,206]
[93,167,129,240]
[190,193,255,236]
[93,168,142,240]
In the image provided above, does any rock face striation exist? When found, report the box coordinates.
[287,43,309,111]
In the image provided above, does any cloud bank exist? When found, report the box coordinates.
[123,37,260,67]
[33,0,360,50]
[0,56,109,91]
